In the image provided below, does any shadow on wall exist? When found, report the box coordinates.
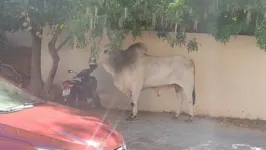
[93,65,129,109]
[0,44,32,88]
[4,31,32,76]
[0,45,32,76]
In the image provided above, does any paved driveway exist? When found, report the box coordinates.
[88,108,266,150]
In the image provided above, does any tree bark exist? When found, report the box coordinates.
[40,27,70,100]
[26,30,43,96]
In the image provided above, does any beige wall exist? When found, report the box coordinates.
[7,30,266,120]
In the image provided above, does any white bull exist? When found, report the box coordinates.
[99,42,196,121]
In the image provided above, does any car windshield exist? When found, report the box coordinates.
[0,77,45,110]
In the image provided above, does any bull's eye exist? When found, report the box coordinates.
[104,50,108,54]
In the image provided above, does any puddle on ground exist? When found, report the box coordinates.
[183,141,264,150]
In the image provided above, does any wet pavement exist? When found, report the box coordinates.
[92,109,266,150]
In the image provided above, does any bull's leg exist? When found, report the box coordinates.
[153,87,161,97]
[126,83,142,121]
[126,89,132,97]
[172,85,184,120]
[183,87,194,122]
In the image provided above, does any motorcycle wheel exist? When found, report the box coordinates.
[91,90,102,108]
[63,93,78,107]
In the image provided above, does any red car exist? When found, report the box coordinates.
[0,76,127,150]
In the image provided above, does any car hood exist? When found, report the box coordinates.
[0,103,123,150]
[0,135,34,150]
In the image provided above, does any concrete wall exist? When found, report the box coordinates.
[7,30,266,120]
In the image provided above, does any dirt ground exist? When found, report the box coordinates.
[84,107,266,150]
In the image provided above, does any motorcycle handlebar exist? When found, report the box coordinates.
[72,73,83,79]
[71,68,95,79]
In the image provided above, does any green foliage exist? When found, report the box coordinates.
[26,0,70,27]
[2,0,266,54]
[187,37,199,52]
[66,0,266,54]
[0,0,22,31]
[166,0,192,24]
[65,0,200,53]
[209,10,249,44]
[255,21,266,51]
[105,30,126,51]
[0,0,71,39]
[197,0,266,50]
[0,0,23,48]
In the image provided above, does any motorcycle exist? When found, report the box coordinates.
[61,67,101,107]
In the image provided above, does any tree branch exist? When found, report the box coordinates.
[1,63,22,79]
[48,26,61,49]
[56,36,71,51]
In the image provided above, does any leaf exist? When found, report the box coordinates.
[60,24,64,30]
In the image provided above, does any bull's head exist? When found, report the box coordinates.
[99,49,117,75]
[99,49,111,61]
[99,49,124,75]
[99,49,122,65]
[99,49,111,64]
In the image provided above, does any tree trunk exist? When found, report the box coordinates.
[26,30,43,96]
[40,42,59,100]
[40,27,70,100]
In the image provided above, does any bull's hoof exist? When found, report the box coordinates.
[185,116,193,123]
[126,114,136,121]
[172,115,180,120]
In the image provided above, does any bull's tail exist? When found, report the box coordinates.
[191,59,196,105]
